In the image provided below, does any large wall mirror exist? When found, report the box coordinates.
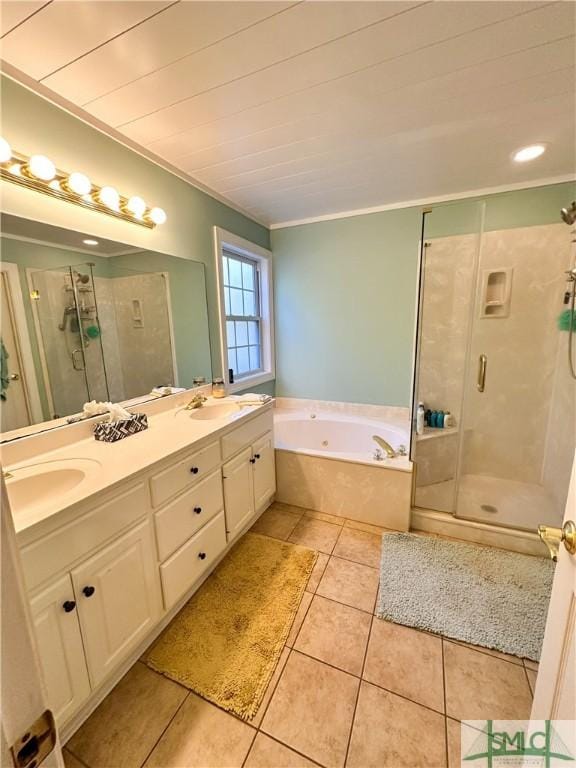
[0,214,212,441]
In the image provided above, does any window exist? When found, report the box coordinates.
[223,251,261,378]
[214,228,274,392]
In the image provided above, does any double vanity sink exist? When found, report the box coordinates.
[4,396,259,533]
[3,392,276,739]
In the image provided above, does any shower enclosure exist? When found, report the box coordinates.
[413,199,575,532]
[29,262,175,419]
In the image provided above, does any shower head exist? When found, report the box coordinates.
[561,201,576,226]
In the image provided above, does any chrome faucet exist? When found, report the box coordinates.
[185,394,208,410]
[372,435,397,459]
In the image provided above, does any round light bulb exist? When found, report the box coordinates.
[67,171,91,196]
[513,144,546,163]
[98,185,120,211]
[28,154,56,181]
[149,207,167,225]
[126,195,146,218]
[0,137,12,163]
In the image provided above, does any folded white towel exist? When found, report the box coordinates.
[150,386,187,397]
[229,393,272,404]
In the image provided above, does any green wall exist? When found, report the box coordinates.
[0,76,270,383]
[271,181,575,407]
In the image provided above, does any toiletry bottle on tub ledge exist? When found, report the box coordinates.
[416,402,425,435]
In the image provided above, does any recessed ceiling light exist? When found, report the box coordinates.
[513,144,547,163]
[83,239,99,246]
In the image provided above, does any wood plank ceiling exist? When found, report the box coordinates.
[1,1,574,226]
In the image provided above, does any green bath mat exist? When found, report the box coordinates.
[377,533,554,661]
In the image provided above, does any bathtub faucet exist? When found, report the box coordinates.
[372,435,398,459]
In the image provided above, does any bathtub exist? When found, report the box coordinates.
[273,400,413,531]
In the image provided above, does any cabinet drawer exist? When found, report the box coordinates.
[154,470,223,561]
[160,511,227,609]
[221,410,273,460]
[150,441,221,508]
[21,483,149,592]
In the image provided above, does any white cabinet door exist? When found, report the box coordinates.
[223,447,255,541]
[72,521,161,687]
[253,431,276,513]
[30,574,91,726]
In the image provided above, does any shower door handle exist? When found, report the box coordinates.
[477,354,487,392]
[71,348,85,371]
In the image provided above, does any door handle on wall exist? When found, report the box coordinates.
[477,354,487,392]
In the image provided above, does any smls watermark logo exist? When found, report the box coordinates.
[461,720,576,767]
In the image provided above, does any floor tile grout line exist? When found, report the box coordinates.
[136,690,191,768]
[247,648,292,733]
[239,722,260,768]
[308,589,377,618]
[63,746,91,768]
[441,638,449,766]
[444,638,527,668]
[250,730,327,768]
[523,663,535,697]
[342,613,375,766]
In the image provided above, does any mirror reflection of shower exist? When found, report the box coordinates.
[561,201,576,380]
[29,262,176,420]
[58,266,102,376]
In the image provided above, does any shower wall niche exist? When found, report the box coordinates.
[414,202,575,532]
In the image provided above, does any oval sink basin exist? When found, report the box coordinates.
[189,403,242,420]
[5,458,101,514]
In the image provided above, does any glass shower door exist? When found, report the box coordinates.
[412,200,483,513]
[456,220,573,531]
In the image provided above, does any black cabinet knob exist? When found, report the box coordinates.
[82,586,96,598]
[198,551,207,560]
[250,458,256,464]
[190,466,199,474]
[194,506,202,514]
[254,454,261,460]
[63,600,76,613]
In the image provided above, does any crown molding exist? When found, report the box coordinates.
[0,62,270,230]
[270,175,576,230]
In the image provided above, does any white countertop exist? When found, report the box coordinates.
[4,397,272,537]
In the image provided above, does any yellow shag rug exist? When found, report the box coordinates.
[144,532,317,720]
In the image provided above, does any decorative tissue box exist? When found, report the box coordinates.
[93,413,148,443]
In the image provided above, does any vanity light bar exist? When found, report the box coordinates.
[0,139,167,229]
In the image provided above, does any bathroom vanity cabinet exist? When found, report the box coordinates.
[15,405,275,737]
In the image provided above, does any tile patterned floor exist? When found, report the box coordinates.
[64,502,537,768]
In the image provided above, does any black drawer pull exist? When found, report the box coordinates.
[250,458,256,464]
[194,506,202,514]
[254,453,261,460]
[190,466,199,474]
[63,600,76,613]
[198,551,207,560]
[82,586,96,598]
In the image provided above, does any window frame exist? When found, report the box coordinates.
[214,227,275,393]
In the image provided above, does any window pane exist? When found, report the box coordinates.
[227,348,237,375]
[242,261,255,291]
[235,321,248,346]
[226,321,235,347]
[243,290,255,316]
[248,321,259,345]
[224,287,231,315]
[249,345,261,370]
[236,347,250,375]
[230,288,243,315]
[223,256,229,286]
[228,257,243,288]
